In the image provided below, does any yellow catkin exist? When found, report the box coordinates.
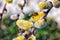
[13,36,25,40]
[53,0,58,5]
[31,12,45,22]
[38,2,47,9]
[36,19,45,27]
[6,0,13,4]
[16,20,32,30]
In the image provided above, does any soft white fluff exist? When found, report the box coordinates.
[6,4,21,15]
[47,7,60,26]
[0,0,5,13]
[10,14,18,20]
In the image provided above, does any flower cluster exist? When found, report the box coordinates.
[30,12,45,22]
[16,20,33,30]
[12,0,54,40]
[0,0,60,40]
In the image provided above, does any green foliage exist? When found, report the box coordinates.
[0,22,18,40]
[9,22,19,34]
[2,16,14,27]
[0,30,4,38]
[1,17,19,40]
[23,13,31,20]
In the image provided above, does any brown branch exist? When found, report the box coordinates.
[21,0,26,14]
[0,4,6,29]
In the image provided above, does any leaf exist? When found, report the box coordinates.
[9,22,18,34]
[23,14,31,20]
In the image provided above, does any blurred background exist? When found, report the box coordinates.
[0,0,60,40]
